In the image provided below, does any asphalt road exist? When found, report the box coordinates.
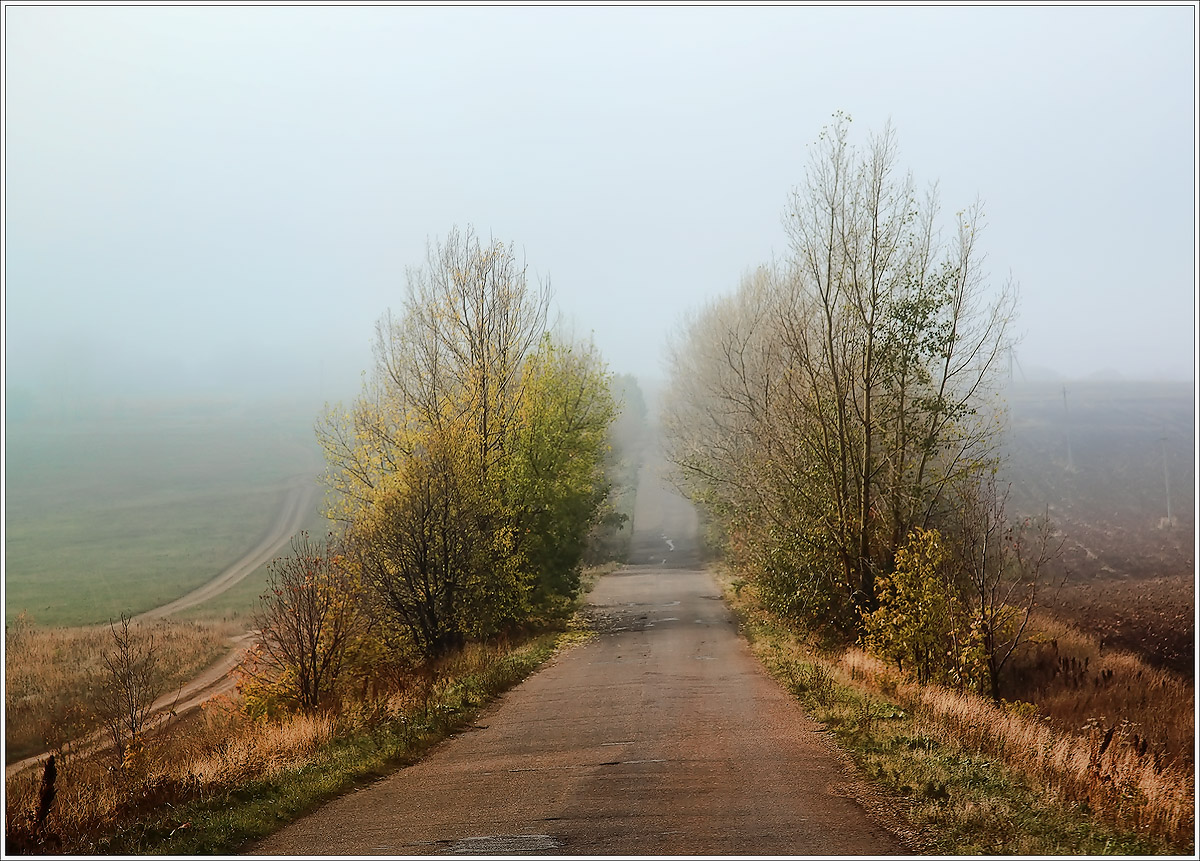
[249,562,907,853]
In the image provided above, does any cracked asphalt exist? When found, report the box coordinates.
[247,563,908,856]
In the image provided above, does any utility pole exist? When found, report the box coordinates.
[1061,386,1074,472]
[1007,345,1025,386]
[1161,425,1173,525]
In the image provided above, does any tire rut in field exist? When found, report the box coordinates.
[133,478,317,622]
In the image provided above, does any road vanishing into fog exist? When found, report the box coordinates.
[248,459,910,856]
[5,479,317,779]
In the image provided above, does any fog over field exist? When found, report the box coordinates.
[4,5,1195,418]
[4,13,1198,854]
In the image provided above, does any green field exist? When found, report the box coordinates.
[173,499,332,627]
[4,398,329,627]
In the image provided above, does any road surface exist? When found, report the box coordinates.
[249,470,908,855]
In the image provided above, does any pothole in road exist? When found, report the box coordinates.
[445,834,561,854]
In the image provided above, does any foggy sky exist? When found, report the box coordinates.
[4,6,1196,408]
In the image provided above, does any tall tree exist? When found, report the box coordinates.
[664,116,1015,634]
[318,227,617,658]
[506,337,617,609]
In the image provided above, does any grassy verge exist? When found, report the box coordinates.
[6,615,595,855]
[720,573,1194,856]
[115,630,583,855]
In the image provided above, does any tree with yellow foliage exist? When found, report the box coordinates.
[244,532,368,713]
[318,227,617,659]
[864,527,986,690]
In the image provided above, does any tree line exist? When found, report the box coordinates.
[662,115,1060,698]
[243,227,633,713]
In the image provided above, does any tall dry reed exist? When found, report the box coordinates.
[4,617,235,764]
[1006,612,1194,764]
[839,643,1193,843]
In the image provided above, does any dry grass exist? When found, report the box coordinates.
[1005,612,1194,766]
[4,630,572,854]
[4,616,235,764]
[179,707,337,787]
[722,562,1195,852]
[840,647,1194,844]
[4,697,339,853]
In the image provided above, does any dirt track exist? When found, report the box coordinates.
[134,478,317,622]
[5,480,316,778]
